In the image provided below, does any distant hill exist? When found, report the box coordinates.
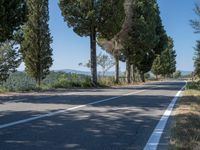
[57,69,91,76]
[56,69,124,76]
[180,71,192,76]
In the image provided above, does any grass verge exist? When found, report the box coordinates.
[170,81,200,150]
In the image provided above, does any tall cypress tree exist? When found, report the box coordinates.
[122,0,161,82]
[21,0,53,86]
[157,37,176,77]
[59,0,125,86]
[0,0,27,42]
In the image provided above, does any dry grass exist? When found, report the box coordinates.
[170,82,200,150]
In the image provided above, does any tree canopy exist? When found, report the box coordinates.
[151,37,177,78]
[59,0,125,85]
[0,0,27,42]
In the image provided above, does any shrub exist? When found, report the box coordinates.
[1,72,36,91]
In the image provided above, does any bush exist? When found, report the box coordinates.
[1,72,36,91]
[52,72,92,88]
[98,76,116,86]
[186,81,200,90]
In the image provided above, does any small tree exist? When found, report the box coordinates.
[173,71,182,79]
[151,55,162,79]
[159,37,177,77]
[0,41,21,83]
[97,53,115,77]
[0,0,27,42]
[21,0,53,86]
[59,0,125,86]
[79,53,115,77]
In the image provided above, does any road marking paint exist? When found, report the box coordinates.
[143,82,186,150]
[0,90,146,129]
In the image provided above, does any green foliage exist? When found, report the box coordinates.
[0,71,94,91]
[0,0,27,42]
[59,0,125,85]
[160,37,176,76]
[173,71,182,79]
[98,76,116,86]
[1,72,36,91]
[0,41,21,83]
[122,0,164,82]
[52,73,92,88]
[151,55,162,77]
[80,52,115,77]
[59,0,125,39]
[144,73,151,80]
[97,52,115,76]
[186,81,200,90]
[194,40,200,77]
[191,3,200,34]
[21,0,53,86]
[151,37,176,77]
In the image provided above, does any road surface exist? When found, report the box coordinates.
[0,81,186,150]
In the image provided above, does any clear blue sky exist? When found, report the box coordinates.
[18,0,199,72]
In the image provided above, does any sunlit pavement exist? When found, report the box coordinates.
[0,81,185,150]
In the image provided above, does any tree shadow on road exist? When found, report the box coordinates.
[0,93,179,150]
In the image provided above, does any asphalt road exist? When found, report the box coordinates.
[0,81,186,150]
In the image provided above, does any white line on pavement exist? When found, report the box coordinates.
[0,90,146,129]
[143,82,187,150]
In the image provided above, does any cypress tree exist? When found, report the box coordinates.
[21,0,53,86]
[158,37,176,77]
[151,55,162,79]
[194,40,200,77]
[122,0,161,83]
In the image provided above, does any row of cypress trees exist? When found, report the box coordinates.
[0,0,177,87]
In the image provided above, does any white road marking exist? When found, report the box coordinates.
[143,82,186,150]
[0,90,146,129]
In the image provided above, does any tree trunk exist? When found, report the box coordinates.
[36,77,41,88]
[90,27,97,86]
[126,58,131,84]
[140,72,145,82]
[38,78,41,87]
[115,55,119,83]
[131,64,136,83]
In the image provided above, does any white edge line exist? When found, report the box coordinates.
[143,81,187,150]
[0,90,146,129]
